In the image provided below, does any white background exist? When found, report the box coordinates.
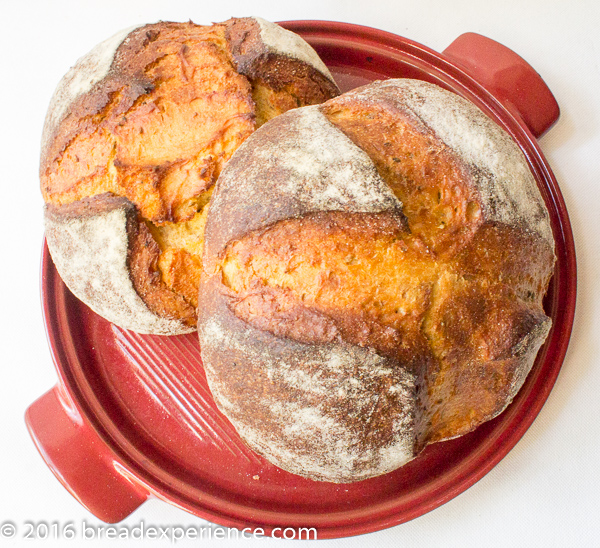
[1,0,598,546]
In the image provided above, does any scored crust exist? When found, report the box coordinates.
[199,273,419,482]
[198,79,556,482]
[202,104,405,270]
[45,194,195,334]
[41,17,339,334]
[225,16,335,90]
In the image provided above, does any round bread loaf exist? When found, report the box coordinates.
[197,79,556,483]
[41,17,339,334]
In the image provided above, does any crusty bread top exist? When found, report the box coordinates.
[203,105,404,269]
[335,79,554,246]
[41,17,337,176]
[206,78,553,260]
[198,78,556,481]
[41,17,340,334]
[36,17,316,154]
[40,21,256,222]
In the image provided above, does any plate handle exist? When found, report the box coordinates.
[25,386,149,523]
[443,32,559,138]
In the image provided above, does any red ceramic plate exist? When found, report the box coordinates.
[27,21,576,539]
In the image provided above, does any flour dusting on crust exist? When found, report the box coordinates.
[343,79,554,245]
[206,105,402,256]
[224,105,400,212]
[252,17,334,81]
[45,203,192,335]
[198,78,556,483]
[41,25,141,155]
[199,312,417,482]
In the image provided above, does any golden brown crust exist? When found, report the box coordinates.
[220,210,433,366]
[127,217,197,327]
[198,79,556,482]
[322,97,483,257]
[41,21,255,224]
[41,18,339,334]
[451,223,555,301]
[424,274,550,441]
[420,222,554,440]
[218,214,553,444]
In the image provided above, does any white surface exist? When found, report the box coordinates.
[0,0,598,546]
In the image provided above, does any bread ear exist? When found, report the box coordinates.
[45,194,195,335]
[224,17,337,93]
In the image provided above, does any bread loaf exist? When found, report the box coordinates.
[197,79,555,482]
[42,17,339,334]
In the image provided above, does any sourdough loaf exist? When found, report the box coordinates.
[41,17,339,334]
[198,79,555,482]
